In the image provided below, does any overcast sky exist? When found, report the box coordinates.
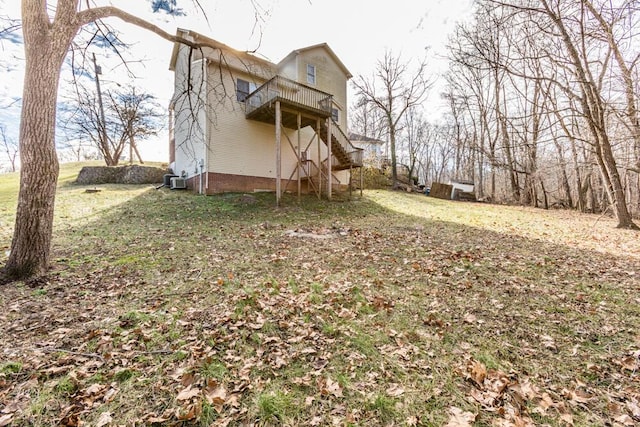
[0,0,473,165]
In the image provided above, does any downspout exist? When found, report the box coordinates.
[168,100,175,167]
[203,58,209,194]
[327,116,332,200]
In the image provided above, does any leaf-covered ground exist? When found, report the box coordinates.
[1,173,639,426]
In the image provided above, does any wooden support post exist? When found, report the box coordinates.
[349,164,353,199]
[327,118,332,200]
[316,118,322,199]
[297,113,301,201]
[276,101,282,206]
[360,167,363,197]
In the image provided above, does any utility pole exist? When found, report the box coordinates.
[92,53,109,163]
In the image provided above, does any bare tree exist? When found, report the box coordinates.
[581,0,640,213]
[443,55,493,199]
[431,124,457,184]
[441,87,477,185]
[535,0,638,228]
[62,83,161,165]
[399,106,429,185]
[352,51,431,189]
[0,124,18,172]
[416,121,440,186]
[350,95,387,143]
[446,12,507,201]
[0,0,251,281]
[444,0,639,228]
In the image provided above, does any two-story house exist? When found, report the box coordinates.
[168,29,362,202]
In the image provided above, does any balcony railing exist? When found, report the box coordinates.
[328,119,364,167]
[245,75,333,117]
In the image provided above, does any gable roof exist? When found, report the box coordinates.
[277,43,353,79]
[169,28,276,72]
[169,30,352,80]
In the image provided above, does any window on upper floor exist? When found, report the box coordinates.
[236,78,257,102]
[306,64,316,85]
[331,108,339,122]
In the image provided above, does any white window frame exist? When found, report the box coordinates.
[306,64,316,85]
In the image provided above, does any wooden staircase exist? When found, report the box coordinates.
[296,159,341,197]
[318,120,363,170]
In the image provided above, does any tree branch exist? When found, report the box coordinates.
[75,6,200,49]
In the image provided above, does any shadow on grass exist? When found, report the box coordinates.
[52,184,640,364]
[2,185,640,426]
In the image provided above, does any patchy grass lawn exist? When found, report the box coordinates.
[1,168,639,426]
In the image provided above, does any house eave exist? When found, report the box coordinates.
[348,133,385,145]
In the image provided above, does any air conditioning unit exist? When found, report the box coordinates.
[170,177,187,190]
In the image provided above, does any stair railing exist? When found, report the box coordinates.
[324,119,364,167]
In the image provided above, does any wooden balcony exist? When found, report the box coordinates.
[244,75,363,171]
[245,76,333,129]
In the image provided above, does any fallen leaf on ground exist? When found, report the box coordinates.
[177,385,201,401]
[386,383,405,397]
[445,406,476,427]
[560,412,574,425]
[320,377,343,398]
[204,381,227,413]
[466,358,487,386]
[0,414,13,427]
[463,313,477,324]
[614,414,636,426]
[95,411,112,427]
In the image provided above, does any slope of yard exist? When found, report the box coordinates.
[1,169,639,426]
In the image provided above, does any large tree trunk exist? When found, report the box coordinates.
[3,5,72,279]
[389,125,398,189]
[476,150,484,199]
[499,112,520,201]
[2,1,205,281]
[572,136,588,212]
[551,136,573,208]
[5,55,60,278]
[599,129,637,228]
[539,176,549,210]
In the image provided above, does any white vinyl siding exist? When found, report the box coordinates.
[172,48,206,178]
[209,70,323,178]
